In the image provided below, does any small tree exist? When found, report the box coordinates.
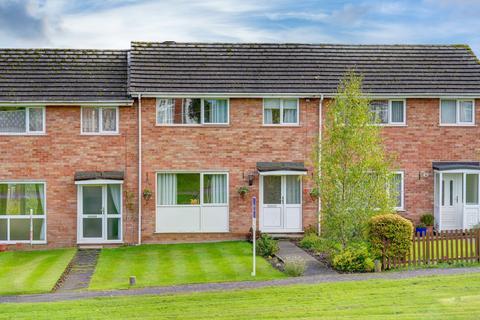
[315,72,396,248]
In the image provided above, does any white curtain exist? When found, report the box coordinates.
[82,107,99,132]
[264,99,280,124]
[459,101,473,123]
[286,176,301,204]
[28,108,44,132]
[391,101,404,123]
[206,99,228,123]
[283,99,298,123]
[157,99,174,124]
[157,174,177,205]
[205,174,227,204]
[102,108,117,132]
[108,185,121,215]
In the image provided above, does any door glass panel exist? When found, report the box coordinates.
[466,174,479,205]
[449,180,453,206]
[107,218,120,240]
[10,219,30,240]
[286,176,301,204]
[263,176,281,204]
[83,186,103,214]
[107,185,121,215]
[83,218,102,238]
[0,219,7,240]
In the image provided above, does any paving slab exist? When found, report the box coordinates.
[55,249,100,292]
[276,240,336,276]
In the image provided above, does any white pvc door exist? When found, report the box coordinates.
[261,175,302,232]
[78,184,122,243]
[441,173,463,230]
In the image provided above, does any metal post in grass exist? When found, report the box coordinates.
[251,196,257,277]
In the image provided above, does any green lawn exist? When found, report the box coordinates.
[89,241,285,290]
[2,273,480,319]
[0,249,75,296]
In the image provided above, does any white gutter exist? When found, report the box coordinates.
[0,100,133,106]
[137,94,143,245]
[317,94,324,236]
[129,92,480,99]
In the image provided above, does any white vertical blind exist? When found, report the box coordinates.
[390,101,404,123]
[204,174,227,204]
[157,174,177,205]
[441,100,457,124]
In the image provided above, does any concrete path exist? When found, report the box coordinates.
[2,266,479,304]
[276,240,336,276]
[55,249,100,292]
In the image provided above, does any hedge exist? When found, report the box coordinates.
[367,214,413,260]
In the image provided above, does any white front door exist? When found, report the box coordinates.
[260,175,302,232]
[78,184,122,243]
[441,173,463,230]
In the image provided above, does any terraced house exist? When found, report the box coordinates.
[1,42,480,248]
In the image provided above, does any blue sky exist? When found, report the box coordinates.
[0,0,479,56]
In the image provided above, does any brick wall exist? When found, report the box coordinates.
[322,97,480,225]
[0,105,139,248]
[140,97,320,243]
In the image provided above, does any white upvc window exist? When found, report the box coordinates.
[391,171,405,211]
[0,106,45,134]
[156,98,229,125]
[263,98,299,125]
[369,99,406,125]
[440,99,475,125]
[81,106,119,134]
[156,171,229,233]
[0,182,47,244]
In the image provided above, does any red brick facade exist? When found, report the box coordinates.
[2,97,479,248]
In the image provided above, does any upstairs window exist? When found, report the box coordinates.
[0,107,45,134]
[440,99,474,125]
[369,100,405,125]
[156,98,229,125]
[263,99,299,125]
[81,106,118,134]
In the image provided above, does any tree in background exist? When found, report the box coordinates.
[315,72,397,248]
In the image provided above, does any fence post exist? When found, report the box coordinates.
[477,229,480,263]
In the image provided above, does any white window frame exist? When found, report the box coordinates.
[156,171,229,207]
[263,98,300,126]
[392,171,405,211]
[370,99,406,126]
[439,99,475,126]
[0,181,47,244]
[0,106,46,135]
[81,106,119,135]
[155,98,230,126]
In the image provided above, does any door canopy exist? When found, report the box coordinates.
[432,162,480,171]
[257,162,307,176]
[74,171,124,185]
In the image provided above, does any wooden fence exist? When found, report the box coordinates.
[382,229,480,270]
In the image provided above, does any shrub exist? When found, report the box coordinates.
[299,234,341,257]
[367,214,413,260]
[247,227,261,242]
[256,234,279,257]
[420,213,434,226]
[283,258,306,277]
[332,243,374,273]
[303,224,317,236]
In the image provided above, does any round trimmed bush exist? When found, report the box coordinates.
[367,214,413,260]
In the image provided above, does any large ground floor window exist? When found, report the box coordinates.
[0,182,46,243]
[156,172,229,232]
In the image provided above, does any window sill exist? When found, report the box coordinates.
[376,124,407,127]
[80,133,120,136]
[154,231,230,234]
[155,124,230,127]
[0,133,46,136]
[438,124,476,127]
[262,124,301,127]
